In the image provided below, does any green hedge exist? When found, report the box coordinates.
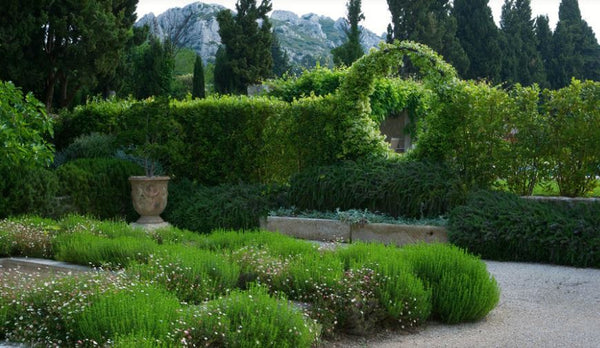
[55,158,144,220]
[448,190,600,268]
[289,160,465,219]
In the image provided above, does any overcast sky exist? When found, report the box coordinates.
[136,0,600,38]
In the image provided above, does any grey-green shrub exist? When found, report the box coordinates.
[53,132,118,167]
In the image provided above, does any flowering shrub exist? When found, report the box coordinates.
[0,217,59,258]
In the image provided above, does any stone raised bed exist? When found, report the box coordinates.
[260,216,447,246]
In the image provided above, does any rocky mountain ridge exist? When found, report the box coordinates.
[136,2,385,68]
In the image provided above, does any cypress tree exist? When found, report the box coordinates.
[550,0,600,88]
[500,0,546,86]
[386,0,469,76]
[215,0,273,94]
[454,0,502,82]
[332,0,365,67]
[534,15,553,88]
[192,54,205,99]
[271,33,290,77]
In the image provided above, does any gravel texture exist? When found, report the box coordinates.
[324,261,600,348]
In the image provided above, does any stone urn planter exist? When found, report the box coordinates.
[129,176,170,227]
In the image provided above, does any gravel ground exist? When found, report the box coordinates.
[324,260,600,348]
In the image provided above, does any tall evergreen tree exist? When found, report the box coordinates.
[192,54,205,99]
[332,0,365,67]
[454,0,503,82]
[500,0,546,86]
[134,36,175,99]
[271,33,290,77]
[215,0,273,94]
[550,0,600,88]
[386,0,469,75]
[0,0,138,109]
[534,15,553,88]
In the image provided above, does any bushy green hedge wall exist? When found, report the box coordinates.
[289,160,465,218]
[0,165,58,218]
[448,190,600,267]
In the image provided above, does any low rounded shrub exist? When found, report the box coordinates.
[289,160,465,219]
[52,132,118,167]
[402,243,500,324]
[179,285,320,347]
[449,190,600,267]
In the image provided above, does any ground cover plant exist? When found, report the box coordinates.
[0,215,500,346]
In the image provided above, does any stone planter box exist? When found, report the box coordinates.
[260,216,447,246]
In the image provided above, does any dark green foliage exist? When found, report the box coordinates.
[215,0,274,94]
[403,243,500,324]
[55,158,144,220]
[534,15,553,89]
[271,33,291,77]
[165,179,284,233]
[289,160,465,219]
[0,165,58,219]
[549,0,600,88]
[500,0,547,86]
[386,0,469,76]
[453,0,502,82]
[449,190,600,268]
[131,36,175,99]
[332,0,365,67]
[192,54,205,99]
[0,0,137,109]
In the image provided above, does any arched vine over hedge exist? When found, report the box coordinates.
[334,41,458,160]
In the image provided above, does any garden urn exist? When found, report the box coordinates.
[129,176,170,225]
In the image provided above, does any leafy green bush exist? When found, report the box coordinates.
[55,158,144,220]
[129,244,240,304]
[0,80,54,168]
[449,190,600,267]
[541,79,600,197]
[266,66,346,102]
[165,180,283,233]
[289,160,465,219]
[403,243,500,324]
[180,285,320,348]
[0,165,58,218]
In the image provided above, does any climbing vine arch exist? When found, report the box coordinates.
[333,41,457,160]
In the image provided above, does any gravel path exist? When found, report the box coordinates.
[324,261,600,348]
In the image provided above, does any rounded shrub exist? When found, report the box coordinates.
[402,243,500,324]
[179,285,320,347]
[53,132,118,167]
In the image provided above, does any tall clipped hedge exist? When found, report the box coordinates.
[289,160,465,218]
